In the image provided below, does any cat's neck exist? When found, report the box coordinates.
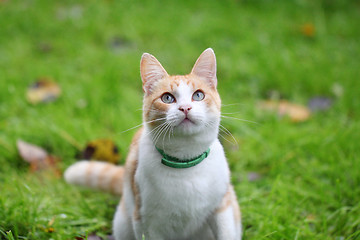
[144,124,219,160]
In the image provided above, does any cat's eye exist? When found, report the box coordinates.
[161,93,175,104]
[192,90,205,101]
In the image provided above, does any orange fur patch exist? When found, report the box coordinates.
[216,186,232,213]
[216,185,241,224]
[98,164,114,190]
[85,161,96,183]
[109,168,124,193]
[124,128,143,221]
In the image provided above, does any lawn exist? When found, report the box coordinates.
[0,0,360,239]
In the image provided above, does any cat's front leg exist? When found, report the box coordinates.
[209,185,242,240]
[132,219,144,240]
[113,200,136,240]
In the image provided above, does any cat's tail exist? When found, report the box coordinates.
[64,160,124,195]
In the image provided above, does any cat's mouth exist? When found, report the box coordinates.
[183,117,192,123]
[180,116,195,125]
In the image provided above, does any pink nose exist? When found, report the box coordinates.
[179,105,192,115]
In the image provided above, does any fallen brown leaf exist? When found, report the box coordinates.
[258,100,311,122]
[80,139,121,164]
[17,140,48,163]
[26,78,61,104]
[16,139,61,177]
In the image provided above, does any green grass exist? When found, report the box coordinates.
[1,0,360,239]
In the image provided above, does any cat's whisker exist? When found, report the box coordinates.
[158,123,170,147]
[151,128,162,146]
[221,115,259,125]
[170,125,174,140]
[144,117,167,125]
[222,102,249,107]
[161,123,172,150]
[217,132,235,145]
[204,120,217,129]
[151,122,169,146]
[167,121,176,143]
[120,123,144,134]
[221,111,242,115]
[219,124,238,146]
[146,121,167,139]
[201,120,238,146]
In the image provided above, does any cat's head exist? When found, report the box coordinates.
[140,48,221,143]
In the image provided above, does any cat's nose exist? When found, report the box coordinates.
[179,105,192,115]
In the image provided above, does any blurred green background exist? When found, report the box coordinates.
[0,0,359,239]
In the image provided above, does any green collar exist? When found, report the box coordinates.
[155,147,210,169]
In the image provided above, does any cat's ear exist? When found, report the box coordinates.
[140,53,168,94]
[190,48,217,88]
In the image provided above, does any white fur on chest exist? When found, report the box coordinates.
[136,132,230,239]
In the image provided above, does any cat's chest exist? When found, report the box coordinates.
[139,158,227,204]
[136,139,229,236]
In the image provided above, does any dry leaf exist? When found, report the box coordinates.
[17,140,48,163]
[259,100,311,122]
[80,139,120,164]
[48,216,55,227]
[17,139,61,176]
[26,78,61,104]
[301,23,315,37]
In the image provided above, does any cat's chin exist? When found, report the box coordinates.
[172,123,197,136]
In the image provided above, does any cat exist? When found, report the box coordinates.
[65,48,242,240]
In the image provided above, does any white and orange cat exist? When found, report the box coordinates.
[65,48,242,240]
